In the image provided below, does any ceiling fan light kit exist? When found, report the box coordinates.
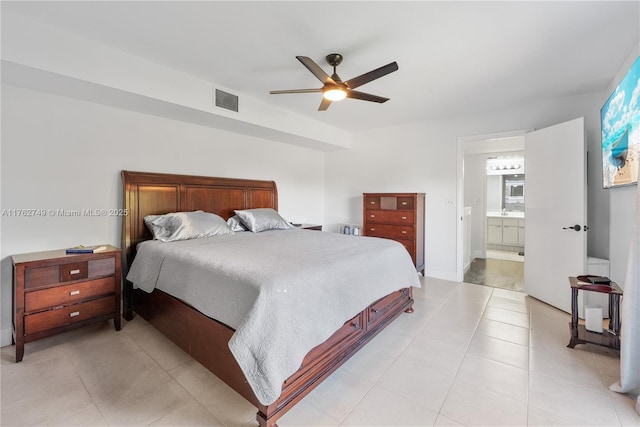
[323,86,347,101]
[270,53,398,111]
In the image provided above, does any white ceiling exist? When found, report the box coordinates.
[4,1,639,132]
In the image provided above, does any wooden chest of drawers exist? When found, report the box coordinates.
[363,193,425,274]
[12,245,121,362]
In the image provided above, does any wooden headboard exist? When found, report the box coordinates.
[121,170,278,270]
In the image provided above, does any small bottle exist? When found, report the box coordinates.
[343,225,351,235]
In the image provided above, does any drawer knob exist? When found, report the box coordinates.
[402,216,407,220]
[69,290,80,296]
[370,201,376,205]
[69,269,81,275]
[402,201,408,205]
[370,228,375,231]
[353,322,360,329]
[69,311,80,318]
[370,214,375,218]
[402,230,407,234]
[371,308,379,314]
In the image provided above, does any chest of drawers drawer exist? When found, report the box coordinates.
[365,195,415,211]
[12,246,122,362]
[365,224,414,239]
[365,210,414,225]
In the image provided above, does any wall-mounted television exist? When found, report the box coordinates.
[601,55,640,188]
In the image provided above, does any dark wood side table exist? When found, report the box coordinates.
[568,276,622,350]
[13,245,122,362]
[297,224,322,231]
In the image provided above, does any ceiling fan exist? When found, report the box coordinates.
[270,53,399,111]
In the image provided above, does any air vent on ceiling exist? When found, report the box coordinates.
[215,89,239,112]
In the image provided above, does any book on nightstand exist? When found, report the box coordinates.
[66,245,107,254]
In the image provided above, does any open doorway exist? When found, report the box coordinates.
[456,131,528,291]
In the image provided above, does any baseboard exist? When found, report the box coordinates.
[426,269,458,282]
[1,328,13,347]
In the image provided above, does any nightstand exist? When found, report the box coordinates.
[568,276,622,351]
[297,224,322,231]
[12,245,121,362]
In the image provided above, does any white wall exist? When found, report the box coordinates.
[324,90,607,281]
[608,44,640,286]
[0,84,326,345]
[464,153,488,261]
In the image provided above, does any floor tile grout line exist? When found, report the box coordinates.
[421,285,496,425]
[336,276,454,426]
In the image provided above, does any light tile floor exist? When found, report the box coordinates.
[464,257,524,292]
[2,277,638,426]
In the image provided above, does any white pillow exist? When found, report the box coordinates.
[234,208,294,233]
[144,210,234,242]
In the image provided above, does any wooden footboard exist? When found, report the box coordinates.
[132,285,413,427]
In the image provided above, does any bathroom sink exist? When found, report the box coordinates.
[487,210,525,218]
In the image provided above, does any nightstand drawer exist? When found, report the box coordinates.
[59,261,88,282]
[25,277,115,312]
[24,296,115,335]
[366,210,414,225]
[365,224,414,239]
[24,257,116,289]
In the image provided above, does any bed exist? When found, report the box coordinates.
[121,170,419,427]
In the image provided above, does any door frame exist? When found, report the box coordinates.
[456,129,531,282]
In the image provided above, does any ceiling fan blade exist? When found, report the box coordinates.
[347,90,390,103]
[270,88,322,94]
[297,56,336,84]
[318,97,332,111]
[345,62,398,89]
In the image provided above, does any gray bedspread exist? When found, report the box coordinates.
[126,228,420,405]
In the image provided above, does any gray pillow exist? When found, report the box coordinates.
[234,208,294,233]
[227,215,248,232]
[144,210,234,242]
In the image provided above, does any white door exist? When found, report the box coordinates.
[524,117,586,313]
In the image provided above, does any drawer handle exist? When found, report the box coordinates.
[370,228,375,231]
[69,269,81,275]
[69,290,80,296]
[402,289,408,295]
[401,201,408,205]
[69,311,80,318]
[402,230,407,234]
[371,308,379,314]
[370,214,375,218]
[402,216,407,220]
[352,322,360,329]
[370,201,376,205]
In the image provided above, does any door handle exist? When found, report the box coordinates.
[562,224,581,231]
